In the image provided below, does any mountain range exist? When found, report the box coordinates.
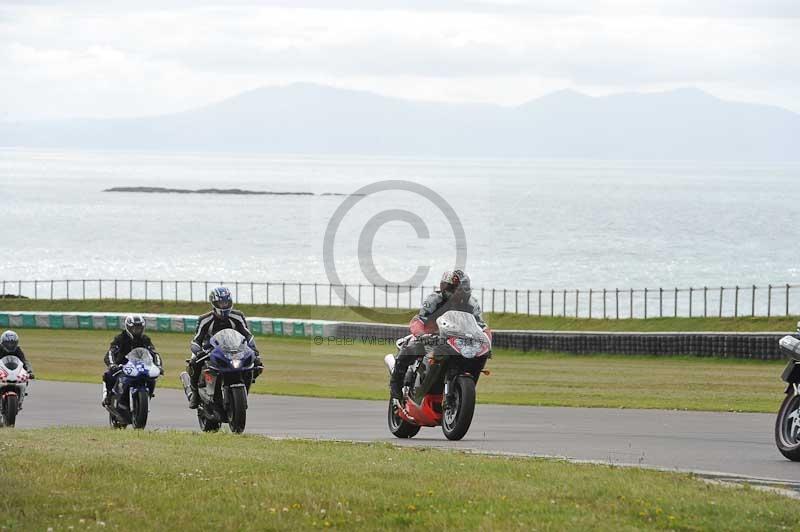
[2,83,798,161]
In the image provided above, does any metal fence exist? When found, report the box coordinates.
[2,279,800,318]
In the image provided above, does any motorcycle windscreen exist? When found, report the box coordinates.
[210,329,248,360]
[435,311,489,342]
[127,348,154,366]
[0,355,21,371]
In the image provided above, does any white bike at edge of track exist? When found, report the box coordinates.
[0,354,32,428]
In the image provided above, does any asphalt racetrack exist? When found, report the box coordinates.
[18,380,800,488]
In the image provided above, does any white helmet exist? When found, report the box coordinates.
[0,330,19,353]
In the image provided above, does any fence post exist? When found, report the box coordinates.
[734,285,739,318]
[97,279,101,300]
[282,282,286,305]
[786,283,790,316]
[33,281,37,300]
[408,286,412,309]
[503,289,507,313]
[299,283,303,306]
[130,279,133,301]
[526,289,530,316]
[250,282,254,304]
[175,280,179,302]
[356,284,361,306]
[615,288,619,319]
[491,289,496,313]
[158,280,163,302]
[1,280,4,298]
[768,284,772,318]
[343,284,348,306]
[718,286,723,317]
[689,287,693,317]
[82,279,86,300]
[66,280,70,301]
[538,289,542,316]
[751,285,756,317]
[589,289,592,319]
[145,280,148,301]
[562,290,567,317]
[481,288,485,311]
[515,289,519,314]
[629,288,633,318]
[703,286,707,318]
[385,284,389,309]
[575,289,579,318]
[51,280,54,300]
[313,283,318,306]
[659,288,663,318]
[550,290,554,317]
[396,285,400,309]
[266,282,271,304]
[644,288,648,319]
[602,288,606,319]
[674,288,678,317]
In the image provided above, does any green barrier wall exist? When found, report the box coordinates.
[0,312,328,339]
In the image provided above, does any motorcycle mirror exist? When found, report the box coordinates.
[796,320,800,334]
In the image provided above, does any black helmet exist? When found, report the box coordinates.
[124,315,146,339]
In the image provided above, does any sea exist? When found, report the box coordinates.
[3,148,800,313]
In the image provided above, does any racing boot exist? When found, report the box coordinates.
[187,364,201,409]
[389,366,404,402]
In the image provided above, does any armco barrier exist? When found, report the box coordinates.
[0,311,787,360]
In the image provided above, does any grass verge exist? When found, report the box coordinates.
[1,428,796,531]
[18,329,786,412]
[1,299,797,331]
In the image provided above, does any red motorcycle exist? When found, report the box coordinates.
[384,310,491,441]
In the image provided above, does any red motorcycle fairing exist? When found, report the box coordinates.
[399,394,443,427]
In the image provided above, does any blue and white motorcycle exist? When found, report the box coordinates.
[180,329,258,434]
[104,348,161,429]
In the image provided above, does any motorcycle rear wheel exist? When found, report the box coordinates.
[775,392,800,461]
[131,389,149,429]
[228,386,248,434]
[388,399,420,438]
[441,375,476,441]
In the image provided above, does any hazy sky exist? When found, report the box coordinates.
[1,0,798,120]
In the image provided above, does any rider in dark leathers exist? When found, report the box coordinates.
[102,315,163,406]
[186,287,263,408]
[389,270,492,402]
[1,330,35,378]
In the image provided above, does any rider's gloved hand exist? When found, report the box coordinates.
[158,366,165,376]
[27,371,35,379]
[109,364,122,373]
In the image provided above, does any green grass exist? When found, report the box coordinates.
[2,298,798,331]
[18,329,786,412]
[1,428,796,531]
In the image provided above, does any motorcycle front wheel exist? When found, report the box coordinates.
[775,392,800,461]
[2,395,17,427]
[442,375,476,441]
[227,386,248,434]
[131,389,149,429]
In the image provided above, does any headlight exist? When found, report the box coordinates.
[447,337,489,359]
[231,359,242,369]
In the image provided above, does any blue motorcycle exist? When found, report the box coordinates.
[104,348,161,429]
[180,329,257,434]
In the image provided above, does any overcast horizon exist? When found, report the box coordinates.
[1,0,798,121]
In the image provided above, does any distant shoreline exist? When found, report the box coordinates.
[104,186,357,196]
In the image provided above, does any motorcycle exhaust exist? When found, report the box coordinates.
[383,354,396,376]
[179,371,193,401]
